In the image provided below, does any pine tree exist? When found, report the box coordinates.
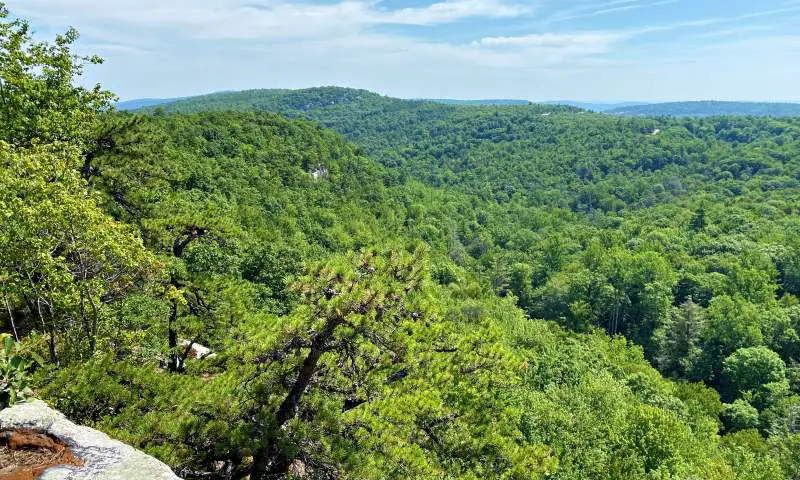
[690,204,706,232]
[654,297,705,379]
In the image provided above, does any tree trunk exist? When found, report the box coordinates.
[87,289,100,353]
[37,299,59,367]
[47,327,59,367]
[167,300,181,372]
[2,286,19,342]
[250,316,341,479]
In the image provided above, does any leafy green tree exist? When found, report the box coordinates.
[0,3,158,365]
[720,430,784,480]
[768,429,800,480]
[243,246,554,479]
[0,4,114,149]
[700,296,765,383]
[0,144,159,364]
[721,400,760,432]
[722,346,787,405]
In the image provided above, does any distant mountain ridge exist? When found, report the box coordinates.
[426,99,530,106]
[123,88,800,118]
[135,87,399,113]
[133,87,581,117]
[116,98,180,110]
[541,101,647,112]
[123,90,614,112]
[606,100,800,117]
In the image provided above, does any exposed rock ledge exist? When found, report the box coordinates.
[0,400,181,479]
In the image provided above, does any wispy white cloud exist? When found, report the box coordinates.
[694,25,773,39]
[474,32,622,49]
[469,31,624,68]
[472,26,645,54]
[11,0,531,39]
[593,0,678,16]
[82,42,150,56]
[626,5,800,35]
[550,0,678,22]
[381,0,533,25]
[550,0,639,21]
[472,4,800,64]
[6,0,798,101]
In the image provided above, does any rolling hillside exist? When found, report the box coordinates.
[607,100,800,117]
[8,3,800,480]
[116,97,180,110]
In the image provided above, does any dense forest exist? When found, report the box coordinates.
[123,95,800,118]
[604,101,800,117]
[3,5,800,479]
[427,99,531,106]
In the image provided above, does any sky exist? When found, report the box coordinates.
[7,0,800,102]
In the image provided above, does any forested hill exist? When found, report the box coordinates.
[139,87,800,458]
[58,108,800,480]
[426,98,530,106]
[141,87,401,113]
[141,86,578,116]
[542,100,647,112]
[607,100,800,117]
[6,7,800,478]
[138,88,800,117]
[144,87,800,212]
[116,97,179,110]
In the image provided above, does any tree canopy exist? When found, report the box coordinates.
[3,5,800,479]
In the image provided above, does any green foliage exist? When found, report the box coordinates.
[235,247,555,479]
[0,5,158,367]
[3,9,800,478]
[721,400,760,432]
[719,430,784,480]
[654,298,705,379]
[768,430,800,480]
[0,142,160,364]
[722,347,787,404]
[124,86,800,478]
[148,88,800,389]
[508,318,733,480]
[606,101,800,117]
[0,4,114,148]
[37,356,248,474]
[0,333,40,408]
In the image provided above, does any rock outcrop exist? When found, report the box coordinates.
[0,400,180,479]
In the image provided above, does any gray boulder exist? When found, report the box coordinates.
[0,400,181,479]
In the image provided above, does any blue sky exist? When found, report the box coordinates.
[8,0,800,101]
